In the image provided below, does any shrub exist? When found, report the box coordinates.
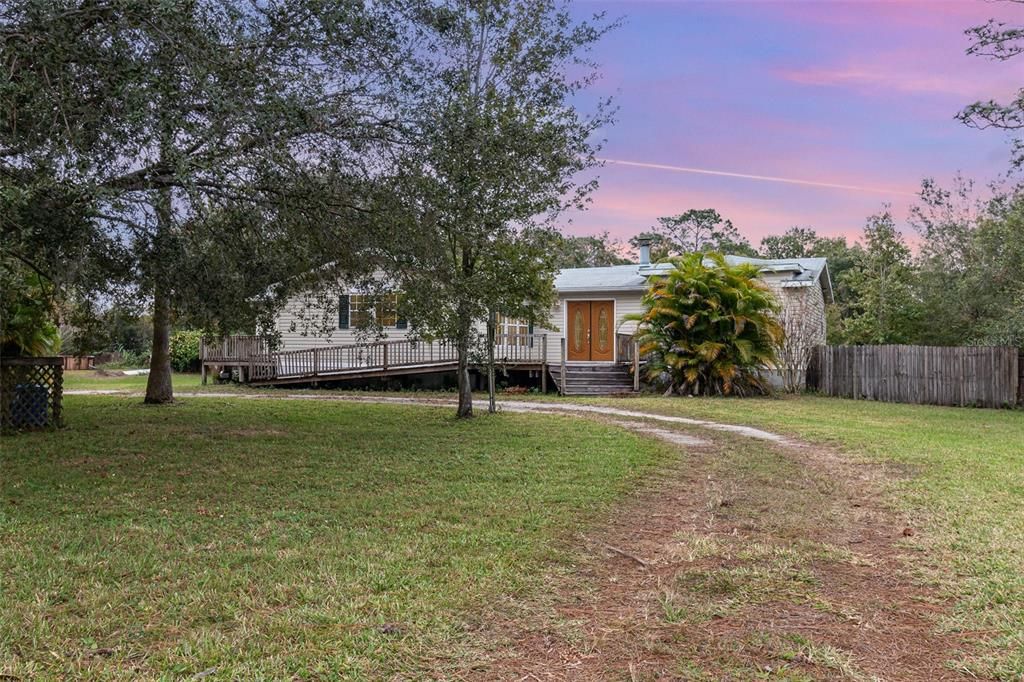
[1,266,60,357]
[626,253,783,396]
[100,346,150,369]
[169,330,203,372]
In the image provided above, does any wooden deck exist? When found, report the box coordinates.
[201,334,550,386]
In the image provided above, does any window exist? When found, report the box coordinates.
[497,315,532,346]
[340,293,405,329]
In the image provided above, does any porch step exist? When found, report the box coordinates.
[549,363,636,396]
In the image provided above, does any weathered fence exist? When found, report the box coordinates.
[808,345,1020,408]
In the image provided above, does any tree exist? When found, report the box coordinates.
[959,0,1024,166]
[907,177,1024,346]
[0,260,60,357]
[556,232,631,268]
[834,211,919,344]
[759,226,819,258]
[649,209,756,257]
[2,1,398,402]
[380,0,616,417]
[626,253,783,396]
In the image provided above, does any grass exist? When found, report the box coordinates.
[13,382,1024,677]
[62,370,226,393]
[0,396,671,680]
[578,393,1024,679]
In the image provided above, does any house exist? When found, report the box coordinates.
[202,247,832,394]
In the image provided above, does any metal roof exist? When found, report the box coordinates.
[554,256,833,302]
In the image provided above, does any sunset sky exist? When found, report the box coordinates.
[563,0,1022,247]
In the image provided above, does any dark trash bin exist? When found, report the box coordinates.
[12,383,50,428]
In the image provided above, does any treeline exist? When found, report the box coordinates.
[561,177,1024,348]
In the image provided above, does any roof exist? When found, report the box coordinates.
[554,255,833,302]
[720,255,833,303]
[554,263,673,292]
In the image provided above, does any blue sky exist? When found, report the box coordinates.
[562,0,1021,246]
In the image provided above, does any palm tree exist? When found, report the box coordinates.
[626,253,783,396]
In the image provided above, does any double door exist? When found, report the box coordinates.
[566,300,614,362]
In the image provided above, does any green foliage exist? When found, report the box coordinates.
[0,261,60,357]
[910,178,1024,347]
[2,0,402,400]
[102,347,150,370]
[168,330,203,373]
[556,232,631,268]
[627,253,783,396]
[648,209,756,258]
[833,211,920,344]
[381,0,616,415]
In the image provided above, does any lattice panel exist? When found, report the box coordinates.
[1,358,63,433]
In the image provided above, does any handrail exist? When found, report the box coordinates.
[228,333,549,381]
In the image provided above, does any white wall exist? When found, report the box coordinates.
[535,290,646,364]
[273,286,648,364]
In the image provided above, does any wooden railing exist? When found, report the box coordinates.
[492,333,547,365]
[241,334,549,382]
[616,332,642,391]
[200,335,271,362]
[616,333,635,364]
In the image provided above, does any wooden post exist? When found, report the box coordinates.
[201,362,207,385]
[541,335,548,393]
[487,311,496,413]
[313,347,320,377]
[560,337,567,396]
[633,339,640,392]
[383,343,389,371]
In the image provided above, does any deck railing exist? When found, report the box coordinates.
[227,334,549,382]
[200,335,270,362]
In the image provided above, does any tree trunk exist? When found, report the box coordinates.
[456,331,473,418]
[145,286,174,404]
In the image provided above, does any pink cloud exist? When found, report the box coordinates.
[777,64,999,99]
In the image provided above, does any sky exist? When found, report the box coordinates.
[561,0,1022,247]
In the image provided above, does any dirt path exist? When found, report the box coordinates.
[68,391,976,679]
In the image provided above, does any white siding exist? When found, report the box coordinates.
[536,290,646,364]
[274,290,417,351]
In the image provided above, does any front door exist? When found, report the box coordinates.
[566,300,614,362]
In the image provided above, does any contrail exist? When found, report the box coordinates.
[598,158,917,197]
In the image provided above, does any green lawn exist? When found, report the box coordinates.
[578,394,1024,679]
[7,387,1023,678]
[62,370,216,392]
[0,396,670,680]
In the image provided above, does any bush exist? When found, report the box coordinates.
[626,253,783,396]
[169,330,203,372]
[100,346,150,369]
[1,265,61,357]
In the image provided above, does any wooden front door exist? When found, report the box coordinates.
[590,300,614,361]
[566,300,614,362]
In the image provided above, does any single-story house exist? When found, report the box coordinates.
[256,247,832,393]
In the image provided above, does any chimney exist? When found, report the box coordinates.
[637,237,651,265]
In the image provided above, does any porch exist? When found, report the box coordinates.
[201,333,642,395]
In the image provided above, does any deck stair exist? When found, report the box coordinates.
[549,362,636,396]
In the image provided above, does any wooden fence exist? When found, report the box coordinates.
[808,345,1020,408]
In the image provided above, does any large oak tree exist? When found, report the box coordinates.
[2,0,402,402]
